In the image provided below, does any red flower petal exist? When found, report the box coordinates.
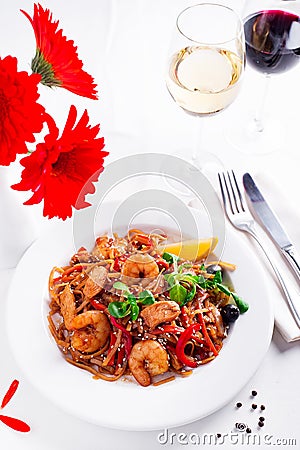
[0,415,30,433]
[21,4,98,99]
[12,105,108,220]
[0,56,44,166]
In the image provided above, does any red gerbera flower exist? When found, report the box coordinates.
[0,55,44,166]
[12,105,108,220]
[21,3,98,100]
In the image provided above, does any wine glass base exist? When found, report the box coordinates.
[226,113,286,155]
[161,148,225,197]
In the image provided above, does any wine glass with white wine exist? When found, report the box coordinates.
[166,2,245,168]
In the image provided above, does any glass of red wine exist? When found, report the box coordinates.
[231,0,300,154]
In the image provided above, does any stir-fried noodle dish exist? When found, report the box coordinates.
[48,229,248,387]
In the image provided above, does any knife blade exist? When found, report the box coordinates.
[243,173,300,282]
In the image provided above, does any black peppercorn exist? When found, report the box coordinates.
[251,390,257,397]
[251,404,257,410]
[216,433,222,438]
[246,428,252,433]
[260,405,266,411]
[236,402,242,408]
[258,421,265,427]
[259,417,265,422]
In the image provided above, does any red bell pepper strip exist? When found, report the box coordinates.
[52,276,62,283]
[116,345,126,369]
[60,264,84,282]
[151,325,185,335]
[180,306,189,327]
[106,332,117,366]
[90,298,107,311]
[135,234,153,247]
[0,415,30,432]
[156,258,170,271]
[110,317,132,357]
[62,265,83,277]
[131,234,153,251]
[175,323,201,368]
[112,254,129,272]
[197,312,219,356]
[1,380,19,409]
[113,257,121,272]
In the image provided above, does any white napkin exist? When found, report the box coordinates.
[251,172,300,343]
[189,174,300,343]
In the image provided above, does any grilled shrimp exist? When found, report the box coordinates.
[128,340,169,387]
[59,285,76,330]
[70,311,110,353]
[83,266,107,299]
[121,253,159,279]
[92,236,127,260]
[140,301,180,329]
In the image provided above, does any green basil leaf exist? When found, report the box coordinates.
[196,274,206,283]
[183,263,193,269]
[196,275,207,288]
[113,281,129,292]
[131,303,140,321]
[162,252,180,264]
[200,264,206,271]
[232,293,249,313]
[127,294,137,306]
[178,263,192,273]
[180,274,199,283]
[138,290,155,305]
[186,283,196,302]
[108,301,130,318]
[216,283,231,296]
[169,284,187,306]
[213,270,222,284]
[164,273,176,287]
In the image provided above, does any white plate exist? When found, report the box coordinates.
[6,204,273,431]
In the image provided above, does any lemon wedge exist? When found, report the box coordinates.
[157,237,218,262]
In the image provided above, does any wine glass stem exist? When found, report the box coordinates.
[192,116,204,166]
[254,74,271,133]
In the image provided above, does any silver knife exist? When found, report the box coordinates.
[243,173,300,282]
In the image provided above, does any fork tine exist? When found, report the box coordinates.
[218,172,234,215]
[218,173,226,205]
[231,170,246,212]
[226,170,245,214]
[218,170,246,216]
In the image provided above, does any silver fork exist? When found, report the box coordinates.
[218,170,300,329]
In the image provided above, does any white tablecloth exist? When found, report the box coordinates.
[1,1,300,448]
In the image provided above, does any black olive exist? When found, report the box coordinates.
[206,264,222,274]
[221,304,240,323]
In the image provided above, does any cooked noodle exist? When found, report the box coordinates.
[48,229,241,386]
